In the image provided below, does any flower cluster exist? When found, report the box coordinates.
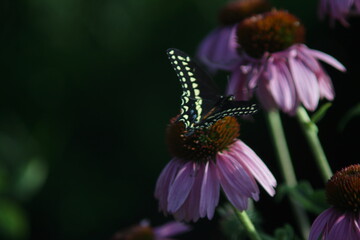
[151,0,358,239]
[198,7,346,114]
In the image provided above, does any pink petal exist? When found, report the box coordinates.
[326,212,360,240]
[218,169,249,210]
[196,25,240,72]
[267,59,298,113]
[167,162,196,213]
[309,208,339,240]
[305,47,346,72]
[154,221,191,238]
[255,76,277,111]
[289,52,320,111]
[327,214,351,239]
[216,153,257,210]
[231,140,276,196]
[318,71,335,100]
[155,158,183,211]
[199,161,220,219]
[227,66,253,100]
[172,164,204,222]
[217,152,258,196]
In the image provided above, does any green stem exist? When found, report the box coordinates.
[265,109,310,240]
[295,106,333,183]
[231,206,262,240]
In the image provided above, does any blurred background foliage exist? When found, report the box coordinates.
[0,0,359,239]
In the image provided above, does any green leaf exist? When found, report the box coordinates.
[338,103,360,132]
[311,102,332,124]
[13,157,48,201]
[0,199,29,240]
[275,181,328,214]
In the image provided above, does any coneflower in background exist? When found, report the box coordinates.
[309,164,360,240]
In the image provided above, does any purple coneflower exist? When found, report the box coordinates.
[319,0,360,27]
[309,164,360,240]
[196,0,271,72]
[112,220,190,240]
[155,116,276,222]
[225,10,346,115]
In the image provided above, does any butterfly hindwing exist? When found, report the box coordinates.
[198,99,257,128]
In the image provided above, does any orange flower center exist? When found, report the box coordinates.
[166,117,240,162]
[326,164,360,213]
[236,10,305,58]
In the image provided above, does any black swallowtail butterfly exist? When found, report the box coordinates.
[166,48,257,133]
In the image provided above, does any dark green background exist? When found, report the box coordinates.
[0,0,359,239]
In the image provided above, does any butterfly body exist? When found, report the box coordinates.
[166,48,257,133]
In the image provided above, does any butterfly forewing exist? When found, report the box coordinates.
[166,48,258,131]
[167,48,213,129]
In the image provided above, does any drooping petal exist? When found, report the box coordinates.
[173,164,204,222]
[304,46,346,72]
[327,214,350,239]
[231,140,277,196]
[267,59,298,114]
[217,153,258,210]
[218,152,259,196]
[196,25,240,72]
[255,75,277,111]
[153,221,191,239]
[324,212,360,240]
[199,161,220,219]
[309,208,339,240]
[289,51,320,111]
[318,71,335,100]
[167,162,196,213]
[155,158,183,211]
[347,215,360,240]
[227,66,253,100]
[218,167,249,211]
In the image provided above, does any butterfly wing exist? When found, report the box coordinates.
[197,98,258,128]
[166,48,221,130]
[166,48,258,131]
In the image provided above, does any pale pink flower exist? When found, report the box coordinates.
[319,0,360,27]
[227,44,346,115]
[155,139,276,222]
